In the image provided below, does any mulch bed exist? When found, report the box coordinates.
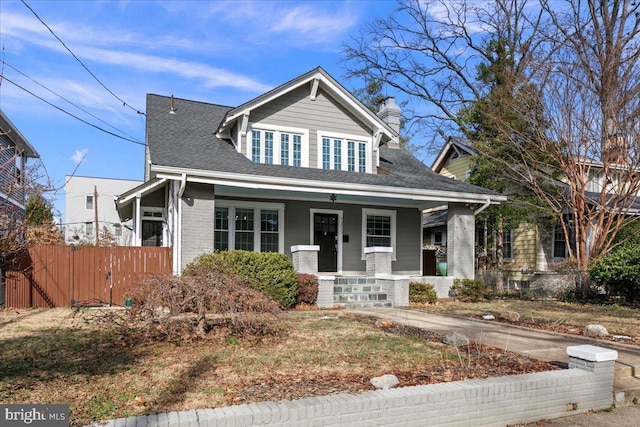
[226,316,560,405]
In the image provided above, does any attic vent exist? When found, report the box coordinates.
[169,95,176,114]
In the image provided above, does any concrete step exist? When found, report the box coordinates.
[614,376,640,405]
[615,362,640,379]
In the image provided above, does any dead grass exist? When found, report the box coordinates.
[414,299,640,338]
[0,307,556,426]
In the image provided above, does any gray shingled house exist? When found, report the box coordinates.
[115,67,505,307]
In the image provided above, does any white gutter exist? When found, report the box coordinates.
[152,165,507,205]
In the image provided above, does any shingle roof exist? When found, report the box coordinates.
[146,94,498,197]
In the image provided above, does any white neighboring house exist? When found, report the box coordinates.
[65,176,142,245]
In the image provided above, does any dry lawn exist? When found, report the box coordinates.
[414,299,640,339]
[1,307,557,426]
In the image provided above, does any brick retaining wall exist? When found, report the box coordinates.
[95,345,617,427]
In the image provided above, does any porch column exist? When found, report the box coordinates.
[364,246,393,275]
[447,203,475,279]
[291,245,320,275]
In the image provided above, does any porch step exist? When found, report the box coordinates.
[333,277,392,308]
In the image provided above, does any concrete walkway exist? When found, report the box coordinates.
[349,307,640,426]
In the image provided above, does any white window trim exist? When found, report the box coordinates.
[85,221,94,236]
[85,195,94,210]
[309,208,343,273]
[246,124,309,167]
[142,207,165,220]
[361,208,397,261]
[215,200,285,253]
[316,130,372,173]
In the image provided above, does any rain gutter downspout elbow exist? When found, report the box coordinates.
[475,198,492,216]
[178,173,187,198]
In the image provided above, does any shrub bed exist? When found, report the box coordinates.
[185,251,298,308]
[409,282,438,304]
[449,279,488,302]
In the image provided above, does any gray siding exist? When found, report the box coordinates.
[184,192,422,274]
[246,86,372,169]
[283,200,421,274]
[181,183,215,268]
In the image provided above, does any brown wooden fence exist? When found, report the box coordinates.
[2,245,172,308]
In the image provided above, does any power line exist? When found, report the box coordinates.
[0,74,145,146]
[2,60,143,144]
[20,0,145,116]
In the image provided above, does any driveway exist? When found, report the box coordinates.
[349,307,640,426]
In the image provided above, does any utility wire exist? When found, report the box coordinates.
[0,74,145,146]
[20,0,145,116]
[2,60,143,144]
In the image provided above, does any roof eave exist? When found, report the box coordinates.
[150,164,506,205]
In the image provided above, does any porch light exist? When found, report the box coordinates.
[329,193,337,202]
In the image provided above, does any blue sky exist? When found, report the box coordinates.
[0,0,402,219]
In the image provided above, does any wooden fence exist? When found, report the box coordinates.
[2,245,173,308]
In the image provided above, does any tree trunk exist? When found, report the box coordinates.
[495,216,505,293]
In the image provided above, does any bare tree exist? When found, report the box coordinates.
[344,0,549,154]
[346,0,640,271]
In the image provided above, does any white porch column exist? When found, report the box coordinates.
[364,246,393,275]
[134,194,142,246]
[291,245,320,275]
[447,203,475,279]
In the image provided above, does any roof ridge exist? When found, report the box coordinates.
[146,93,234,109]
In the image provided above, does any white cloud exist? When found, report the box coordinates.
[270,5,359,45]
[71,149,88,165]
[1,11,270,93]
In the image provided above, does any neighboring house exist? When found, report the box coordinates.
[428,136,573,287]
[115,67,505,305]
[65,176,141,245]
[0,110,39,216]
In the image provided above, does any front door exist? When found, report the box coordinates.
[314,213,338,272]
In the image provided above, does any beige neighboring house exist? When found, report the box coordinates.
[65,176,141,246]
[428,137,573,289]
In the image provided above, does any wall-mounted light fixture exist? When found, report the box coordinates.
[329,193,337,202]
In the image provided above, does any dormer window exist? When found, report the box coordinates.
[318,131,371,173]
[249,126,307,167]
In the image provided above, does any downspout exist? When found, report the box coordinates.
[475,199,492,216]
[176,174,187,275]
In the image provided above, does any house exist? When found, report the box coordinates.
[115,67,505,306]
[429,136,574,290]
[0,110,39,216]
[1,109,39,308]
[64,175,141,245]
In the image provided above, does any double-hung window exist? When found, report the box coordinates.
[502,229,514,260]
[318,132,370,173]
[214,202,284,253]
[552,215,575,260]
[249,127,306,166]
[361,208,397,259]
[85,195,94,210]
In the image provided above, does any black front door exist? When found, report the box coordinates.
[314,213,338,272]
